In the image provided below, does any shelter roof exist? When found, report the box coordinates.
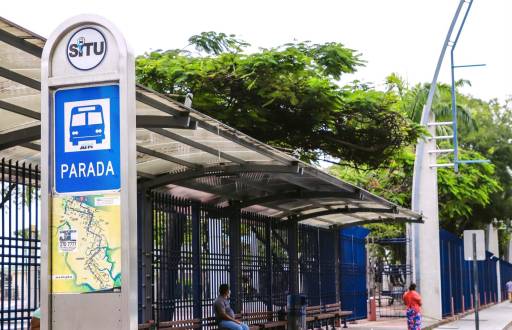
[0,16,422,228]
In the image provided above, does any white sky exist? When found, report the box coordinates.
[3,0,512,101]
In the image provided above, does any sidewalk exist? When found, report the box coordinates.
[346,316,437,329]
[432,301,512,330]
[344,301,512,330]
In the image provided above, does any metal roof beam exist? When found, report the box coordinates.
[141,163,301,189]
[21,142,40,151]
[0,66,40,90]
[0,99,41,120]
[148,127,248,165]
[294,207,396,222]
[338,216,423,228]
[163,181,242,201]
[136,91,189,118]
[0,113,198,151]
[0,104,192,129]
[136,145,198,168]
[240,190,358,208]
[0,126,40,151]
[304,167,397,209]
[0,28,43,58]
[136,115,196,129]
[137,171,156,179]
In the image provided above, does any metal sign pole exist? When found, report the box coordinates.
[41,15,137,330]
[472,233,479,330]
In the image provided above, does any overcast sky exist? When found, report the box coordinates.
[4,0,512,101]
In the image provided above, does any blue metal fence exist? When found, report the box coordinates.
[339,226,369,320]
[439,229,508,317]
[500,260,512,301]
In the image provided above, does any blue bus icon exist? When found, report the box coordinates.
[69,104,105,145]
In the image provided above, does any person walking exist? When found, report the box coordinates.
[403,283,422,330]
[506,279,512,303]
[213,284,249,330]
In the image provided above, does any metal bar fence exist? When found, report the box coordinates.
[439,229,507,317]
[319,229,337,305]
[0,160,368,326]
[0,159,40,330]
[138,190,347,324]
[339,227,369,320]
[500,260,512,301]
[298,225,320,306]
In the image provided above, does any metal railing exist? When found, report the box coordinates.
[139,191,343,324]
[0,159,368,326]
[0,159,40,330]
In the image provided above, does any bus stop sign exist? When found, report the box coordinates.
[54,84,120,193]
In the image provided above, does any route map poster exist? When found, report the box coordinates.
[51,194,121,294]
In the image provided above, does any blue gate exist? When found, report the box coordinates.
[339,226,369,320]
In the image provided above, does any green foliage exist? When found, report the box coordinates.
[461,98,512,255]
[437,150,501,232]
[136,33,422,168]
[188,32,249,55]
[386,75,477,133]
[329,78,503,242]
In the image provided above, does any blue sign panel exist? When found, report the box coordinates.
[54,85,120,193]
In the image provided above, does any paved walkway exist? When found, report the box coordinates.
[433,301,512,330]
[346,317,437,329]
[344,301,512,330]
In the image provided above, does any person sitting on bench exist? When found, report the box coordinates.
[214,284,248,330]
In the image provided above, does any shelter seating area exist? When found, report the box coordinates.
[138,304,352,330]
[0,16,422,328]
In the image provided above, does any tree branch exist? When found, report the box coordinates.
[0,184,16,208]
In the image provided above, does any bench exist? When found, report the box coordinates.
[159,319,201,330]
[305,303,352,329]
[138,322,154,330]
[241,311,286,330]
[140,304,352,330]
[305,305,323,329]
[322,303,351,329]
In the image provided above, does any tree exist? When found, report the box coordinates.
[330,76,502,241]
[461,98,512,255]
[136,33,422,168]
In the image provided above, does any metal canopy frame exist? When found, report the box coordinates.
[0,15,422,228]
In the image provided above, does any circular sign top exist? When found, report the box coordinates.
[66,27,107,71]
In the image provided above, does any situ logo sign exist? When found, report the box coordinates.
[54,84,120,193]
[66,27,107,71]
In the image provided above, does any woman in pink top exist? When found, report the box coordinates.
[403,283,422,330]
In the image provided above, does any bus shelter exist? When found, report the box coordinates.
[0,16,422,328]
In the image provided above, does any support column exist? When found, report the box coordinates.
[333,227,341,303]
[229,201,242,313]
[192,202,203,319]
[487,224,501,300]
[265,221,274,311]
[288,217,299,295]
[411,113,443,320]
[507,239,512,263]
[138,190,154,323]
